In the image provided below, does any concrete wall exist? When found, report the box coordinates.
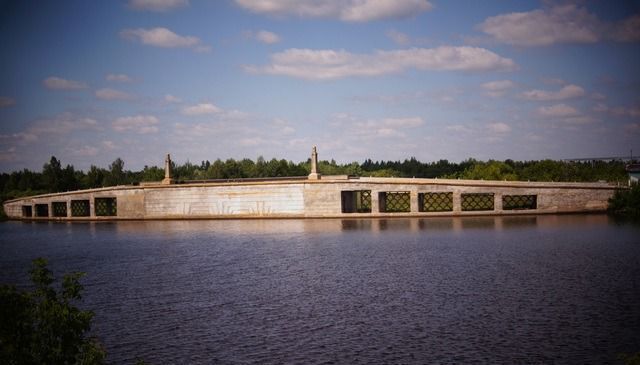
[3,177,619,220]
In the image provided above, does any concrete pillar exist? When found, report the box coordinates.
[410,190,419,213]
[66,201,71,217]
[48,202,52,217]
[90,195,95,217]
[494,192,503,212]
[453,191,462,213]
[371,191,379,213]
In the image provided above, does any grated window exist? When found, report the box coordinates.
[52,202,67,217]
[22,205,32,218]
[71,200,90,217]
[341,190,372,213]
[95,197,117,216]
[503,195,537,210]
[35,204,49,217]
[419,192,453,212]
[461,193,494,211]
[379,191,410,213]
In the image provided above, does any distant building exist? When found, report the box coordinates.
[626,163,640,185]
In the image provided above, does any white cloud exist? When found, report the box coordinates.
[128,0,189,12]
[113,115,159,134]
[246,46,516,80]
[446,124,472,133]
[332,114,424,140]
[487,122,511,133]
[95,88,133,100]
[164,94,182,103]
[0,96,16,108]
[611,106,640,118]
[537,104,580,118]
[68,145,99,157]
[521,84,585,101]
[0,132,38,144]
[381,117,424,128]
[386,29,410,45]
[254,30,281,44]
[479,4,640,46]
[182,103,222,116]
[42,76,88,90]
[481,80,515,97]
[592,103,608,113]
[0,113,98,148]
[106,73,133,83]
[234,0,433,22]
[102,140,117,150]
[120,27,210,52]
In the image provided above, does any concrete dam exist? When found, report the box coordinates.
[3,149,618,220]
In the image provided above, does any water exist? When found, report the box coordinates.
[1,214,639,364]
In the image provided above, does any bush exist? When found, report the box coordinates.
[0,258,106,364]
[608,184,640,219]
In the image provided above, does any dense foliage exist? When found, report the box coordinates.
[608,184,640,220]
[0,258,106,364]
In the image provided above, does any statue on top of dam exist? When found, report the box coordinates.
[309,146,321,180]
[162,153,174,185]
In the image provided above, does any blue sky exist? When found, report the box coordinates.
[0,0,639,172]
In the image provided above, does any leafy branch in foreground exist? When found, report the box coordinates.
[0,258,106,365]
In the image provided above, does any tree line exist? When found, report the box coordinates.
[0,155,630,203]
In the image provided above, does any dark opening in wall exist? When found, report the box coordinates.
[71,200,90,217]
[379,191,410,213]
[341,190,372,213]
[461,193,494,211]
[52,202,67,217]
[419,192,453,212]
[95,197,117,216]
[503,195,537,210]
[22,205,32,218]
[35,204,49,217]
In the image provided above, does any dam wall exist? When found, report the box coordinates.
[3,177,618,220]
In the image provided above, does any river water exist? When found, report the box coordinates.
[1,214,639,364]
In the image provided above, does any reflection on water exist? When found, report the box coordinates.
[1,214,639,364]
[109,213,611,236]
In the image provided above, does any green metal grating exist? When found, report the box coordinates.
[355,190,371,213]
[71,200,90,217]
[95,198,117,216]
[52,202,67,217]
[461,193,494,211]
[420,192,453,212]
[503,195,537,210]
[341,190,372,213]
[381,191,410,213]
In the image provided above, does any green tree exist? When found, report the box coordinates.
[608,184,640,219]
[42,156,63,192]
[104,158,125,186]
[0,258,106,364]
[461,160,518,181]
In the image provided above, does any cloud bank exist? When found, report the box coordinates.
[234,0,433,22]
[247,47,516,80]
[121,27,210,52]
[479,4,640,46]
